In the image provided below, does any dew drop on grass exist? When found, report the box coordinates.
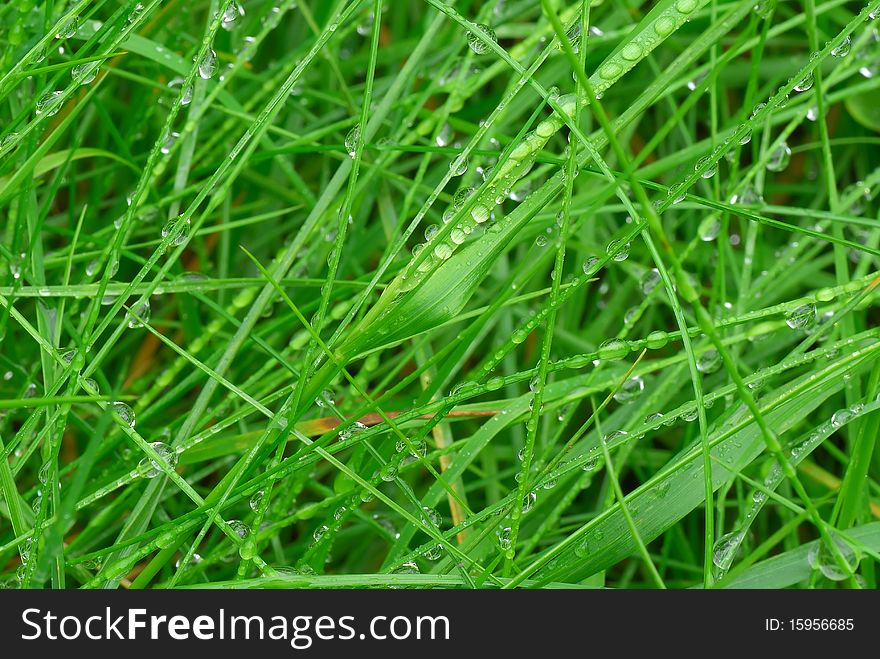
[121,2,144,23]
[698,216,721,241]
[807,534,860,581]
[831,36,851,57]
[249,490,264,512]
[422,506,441,527]
[640,268,661,294]
[435,122,452,147]
[56,15,79,39]
[696,155,717,179]
[161,216,190,246]
[597,338,629,361]
[535,235,549,247]
[344,124,360,158]
[431,242,452,260]
[36,91,63,117]
[138,441,177,478]
[521,491,537,513]
[603,429,629,445]
[160,131,180,154]
[380,463,398,481]
[167,77,193,105]
[765,141,791,172]
[606,239,630,261]
[314,389,335,408]
[228,520,250,539]
[71,63,97,85]
[582,256,601,274]
[696,348,721,374]
[497,527,512,550]
[198,48,218,79]
[392,561,419,574]
[830,407,854,428]
[793,70,814,93]
[645,411,665,427]
[126,299,151,328]
[712,530,744,570]
[785,302,816,329]
[466,23,497,54]
[453,186,474,208]
[582,455,599,471]
[112,401,136,427]
[38,461,51,485]
[423,544,443,560]
[613,376,644,403]
[449,154,468,176]
[221,2,245,30]
[313,525,328,542]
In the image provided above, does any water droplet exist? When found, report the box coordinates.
[613,376,644,403]
[221,2,244,30]
[36,91,63,117]
[466,23,497,54]
[344,124,360,158]
[645,412,665,427]
[535,235,549,247]
[598,338,629,361]
[228,520,250,539]
[646,330,668,349]
[128,3,144,23]
[783,302,816,330]
[497,526,512,550]
[807,534,860,581]
[521,491,537,513]
[126,298,151,328]
[337,421,367,441]
[603,429,629,445]
[453,186,474,209]
[449,154,468,176]
[423,544,443,560]
[696,155,717,179]
[392,561,420,574]
[56,15,79,39]
[198,48,217,79]
[582,455,599,471]
[765,141,791,172]
[606,239,630,261]
[38,461,51,485]
[160,131,180,155]
[435,122,452,147]
[71,63,97,85]
[698,216,721,241]
[831,36,851,58]
[317,389,335,408]
[640,268,661,294]
[161,216,190,246]
[696,349,721,374]
[138,441,177,478]
[112,401,136,427]
[422,506,441,527]
[582,256,601,274]
[830,408,854,428]
[167,77,192,105]
[249,490,264,512]
[712,530,744,570]
[313,524,328,542]
[379,463,398,481]
[794,71,814,93]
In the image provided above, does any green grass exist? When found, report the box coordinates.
[1,0,879,590]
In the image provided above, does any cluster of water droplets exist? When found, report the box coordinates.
[395,95,578,294]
